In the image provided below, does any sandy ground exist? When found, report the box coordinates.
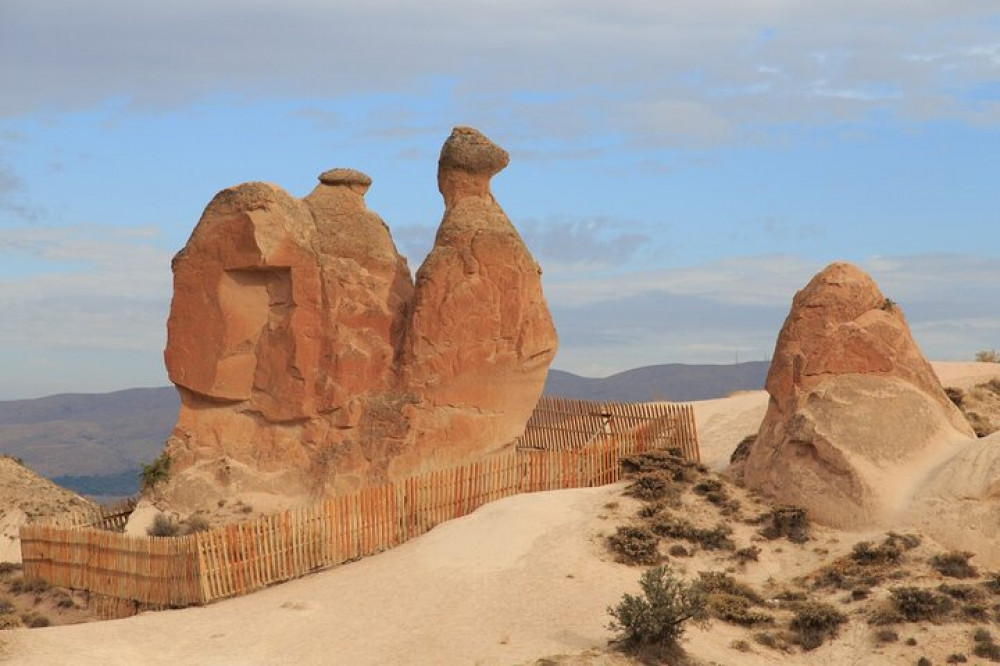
[8,486,645,666]
[4,361,1000,665]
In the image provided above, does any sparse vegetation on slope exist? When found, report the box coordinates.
[607,565,707,661]
[140,452,171,491]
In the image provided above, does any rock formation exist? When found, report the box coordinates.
[157,127,557,513]
[396,128,557,473]
[736,262,975,528]
[0,455,94,563]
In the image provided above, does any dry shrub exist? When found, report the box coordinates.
[875,628,899,643]
[753,630,795,653]
[21,612,50,628]
[758,506,809,543]
[0,613,23,630]
[931,551,978,579]
[607,564,708,659]
[789,601,847,650]
[730,434,756,465]
[620,451,702,483]
[625,472,682,505]
[815,533,919,591]
[608,526,660,565]
[945,386,966,407]
[733,546,761,565]
[147,514,180,537]
[891,587,953,622]
[650,514,735,551]
[183,515,210,534]
[975,349,1000,363]
[706,593,773,626]
[973,626,1000,662]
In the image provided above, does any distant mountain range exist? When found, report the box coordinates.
[544,361,770,402]
[0,387,179,497]
[0,362,769,497]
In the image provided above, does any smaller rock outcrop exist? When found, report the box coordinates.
[0,456,95,563]
[737,262,975,528]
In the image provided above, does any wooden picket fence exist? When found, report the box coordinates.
[20,397,700,615]
[516,396,700,463]
[46,496,140,531]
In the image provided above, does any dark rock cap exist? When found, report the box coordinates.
[318,168,373,187]
[438,127,509,176]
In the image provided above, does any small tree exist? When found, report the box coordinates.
[140,452,172,491]
[607,565,708,657]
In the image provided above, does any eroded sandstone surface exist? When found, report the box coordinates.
[735,262,975,528]
[157,128,557,513]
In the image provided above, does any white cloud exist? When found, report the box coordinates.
[0,226,172,353]
[545,253,1000,375]
[2,0,999,140]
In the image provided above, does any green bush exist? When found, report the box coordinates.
[789,601,848,650]
[607,565,708,656]
[140,453,172,491]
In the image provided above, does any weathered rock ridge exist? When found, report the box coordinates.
[736,262,975,528]
[159,127,557,512]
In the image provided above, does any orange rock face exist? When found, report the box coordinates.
[738,262,974,528]
[160,128,557,510]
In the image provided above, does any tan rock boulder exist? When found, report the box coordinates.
[738,262,975,528]
[157,128,557,515]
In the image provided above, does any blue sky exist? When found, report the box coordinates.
[1,0,999,399]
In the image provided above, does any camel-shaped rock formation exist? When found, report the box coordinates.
[158,127,557,513]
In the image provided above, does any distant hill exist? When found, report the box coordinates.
[544,361,770,402]
[0,363,769,495]
[0,387,179,497]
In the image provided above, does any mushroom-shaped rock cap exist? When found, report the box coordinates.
[318,168,373,188]
[438,127,509,176]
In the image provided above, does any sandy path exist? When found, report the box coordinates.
[7,487,642,666]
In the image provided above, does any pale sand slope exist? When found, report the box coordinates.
[6,361,999,665]
[8,486,645,666]
[691,361,1000,472]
